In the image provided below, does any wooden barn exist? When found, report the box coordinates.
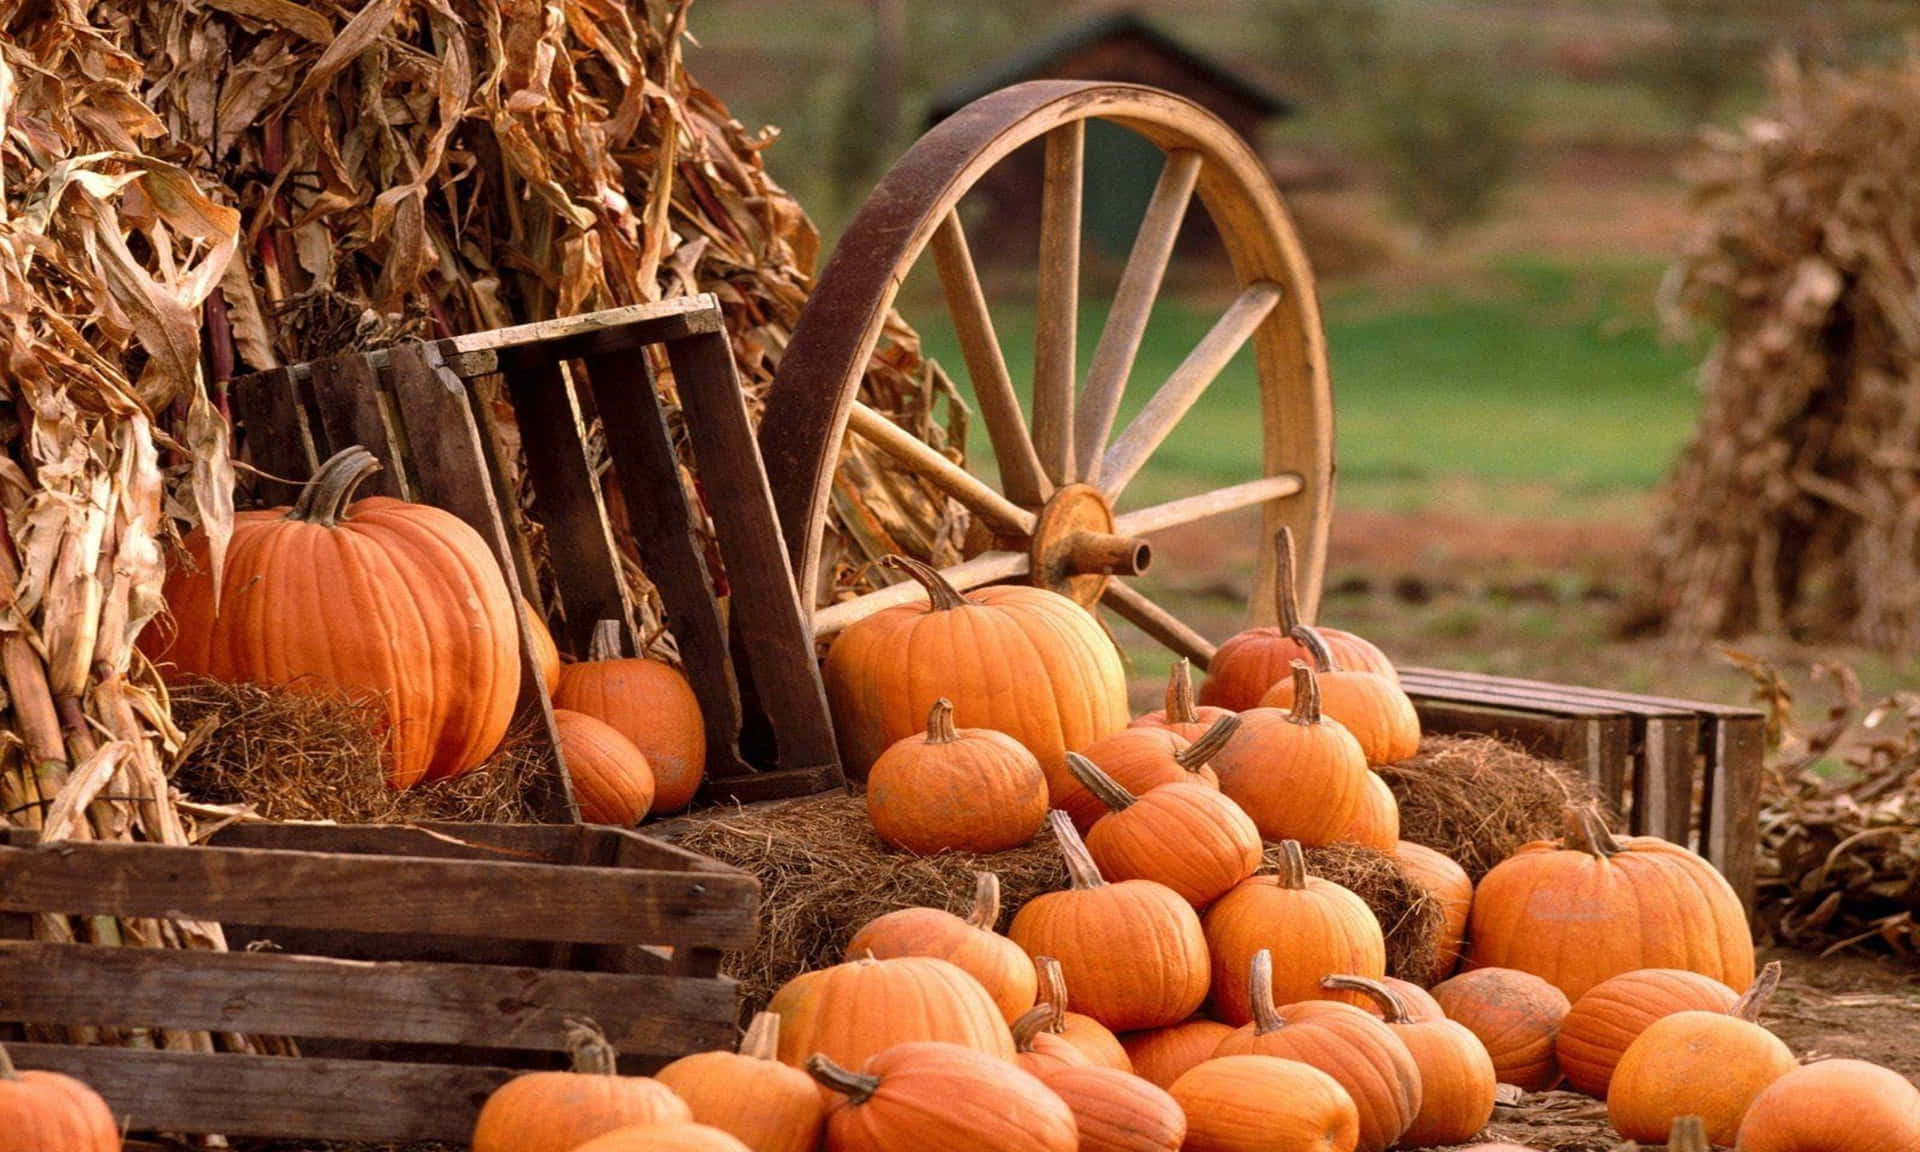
[926,9,1295,266]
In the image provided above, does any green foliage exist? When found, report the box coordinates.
[1254,0,1386,103]
[1362,36,1526,239]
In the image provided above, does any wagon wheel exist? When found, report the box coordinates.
[760,81,1333,668]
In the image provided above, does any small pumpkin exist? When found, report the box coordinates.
[1036,1064,1185,1152]
[654,1012,825,1152]
[808,1043,1078,1152]
[554,709,656,826]
[1258,626,1420,766]
[0,1044,118,1152]
[472,1020,691,1152]
[1172,1054,1360,1152]
[1202,839,1386,1025]
[1033,956,1134,1072]
[765,955,1014,1070]
[1055,716,1237,833]
[1467,807,1756,1002]
[1117,1018,1237,1089]
[1130,658,1235,741]
[1339,772,1399,851]
[1072,752,1261,908]
[865,699,1049,855]
[845,871,1037,1024]
[1358,978,1446,1023]
[1008,812,1210,1032]
[1214,951,1423,1152]
[1556,968,1740,1098]
[1012,1004,1092,1079]
[1324,974,1496,1148]
[571,1124,752,1152]
[1208,663,1369,846]
[1392,840,1473,982]
[522,598,562,695]
[1609,962,1796,1145]
[555,619,707,813]
[1734,1058,1920,1152]
[1430,967,1571,1091]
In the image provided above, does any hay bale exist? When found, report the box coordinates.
[1379,735,1603,883]
[1295,842,1447,987]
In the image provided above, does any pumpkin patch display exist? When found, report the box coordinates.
[845,871,1036,1024]
[1556,968,1740,1098]
[1391,840,1473,982]
[1055,716,1237,833]
[1323,974,1496,1148]
[1171,1054,1361,1152]
[1130,658,1235,741]
[808,1043,1078,1152]
[148,446,520,789]
[553,709,656,826]
[1118,1017,1237,1089]
[765,954,1014,1070]
[1033,957,1133,1071]
[1431,967,1571,1091]
[1734,1058,1920,1152]
[472,1021,691,1152]
[1070,752,1262,908]
[555,619,707,814]
[821,555,1127,790]
[654,1012,825,1152]
[1257,626,1420,767]
[0,1045,119,1152]
[1036,1064,1186,1152]
[863,699,1049,855]
[1208,662,1369,847]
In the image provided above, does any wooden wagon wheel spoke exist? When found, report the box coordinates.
[1112,473,1307,537]
[1102,580,1218,665]
[810,550,1032,636]
[845,401,1038,536]
[1032,121,1084,487]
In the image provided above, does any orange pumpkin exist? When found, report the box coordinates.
[523,599,562,695]
[1735,1058,1920,1152]
[1012,1004,1092,1079]
[1392,840,1473,982]
[1171,1054,1360,1152]
[1325,974,1496,1148]
[1557,968,1740,1098]
[653,1012,824,1152]
[1055,717,1235,833]
[1208,664,1369,846]
[555,619,707,813]
[1073,753,1261,908]
[1008,813,1210,1032]
[1202,840,1386,1025]
[864,698,1049,855]
[1339,772,1400,851]
[1130,658,1235,741]
[845,871,1037,1024]
[1032,956,1133,1072]
[1037,1064,1185,1152]
[571,1124,752,1152]
[1431,967,1571,1091]
[1356,978,1446,1023]
[149,446,519,788]
[1609,962,1796,1145]
[808,1043,1078,1152]
[1258,626,1419,766]
[1214,951,1423,1152]
[1118,1018,1237,1090]
[472,1020,691,1152]
[554,709,655,826]
[822,555,1127,792]
[765,955,1014,1070]
[1467,807,1756,1002]
[0,1045,118,1152]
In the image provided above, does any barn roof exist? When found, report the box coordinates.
[926,10,1294,124]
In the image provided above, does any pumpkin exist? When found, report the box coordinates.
[808,1043,1078,1152]
[1392,840,1473,982]
[1118,1018,1236,1089]
[149,446,519,788]
[1324,974,1496,1148]
[1171,1054,1361,1152]
[1207,664,1369,846]
[845,871,1037,1024]
[654,1012,825,1152]
[1202,839,1386,1025]
[523,598,562,695]
[553,709,655,826]
[1467,807,1756,1002]
[1072,752,1261,908]
[1556,968,1740,1098]
[1609,962,1796,1145]
[864,698,1049,855]
[1033,957,1133,1071]
[555,619,707,813]
[1361,978,1446,1023]
[1214,951,1423,1152]
[1008,812,1209,1032]
[1130,657,1235,741]
[1055,716,1236,833]
[572,1124,753,1152]
[0,1045,118,1152]
[821,554,1127,790]
[1734,1058,1920,1152]
[1201,526,1398,712]
[1036,1064,1185,1152]
[1012,1004,1092,1078]
[1258,626,1419,767]
[1430,967,1570,1091]
[1339,772,1399,851]
[472,1020,691,1152]
[765,955,1014,1070]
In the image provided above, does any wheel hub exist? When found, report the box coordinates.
[1027,483,1152,606]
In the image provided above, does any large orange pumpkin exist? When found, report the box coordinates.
[1467,807,1756,1002]
[472,1020,691,1152]
[1339,772,1400,851]
[1202,840,1386,1025]
[1734,1058,1920,1152]
[1325,974,1496,1148]
[1431,967,1570,1091]
[1033,956,1133,1072]
[1037,1064,1185,1152]
[1130,658,1235,741]
[149,446,519,789]
[1207,665,1369,847]
[553,708,655,826]
[0,1045,118,1152]
[808,1043,1078,1152]
[1118,1018,1237,1090]
[653,1012,824,1152]
[1054,718,1236,833]
[845,871,1037,1024]
[523,599,562,695]
[1392,840,1473,982]
[1171,1054,1360,1152]
[1073,753,1261,908]
[1556,968,1740,1098]
[554,619,707,814]
[864,699,1048,855]
[1008,813,1210,1032]
[571,1124,751,1152]
[765,955,1014,1070]
[822,555,1127,789]
[1258,627,1420,766]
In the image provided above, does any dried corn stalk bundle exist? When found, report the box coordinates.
[1638,54,1920,651]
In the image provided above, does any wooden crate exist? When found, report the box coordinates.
[0,822,757,1143]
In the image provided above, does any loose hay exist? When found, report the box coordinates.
[1380,735,1603,882]
[1293,842,1447,987]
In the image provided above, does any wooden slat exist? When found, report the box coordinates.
[1101,581,1217,667]
[208,821,736,875]
[810,550,1030,637]
[0,941,735,1055]
[432,295,724,379]
[1033,120,1083,485]
[1113,473,1304,537]
[307,353,407,498]
[1411,699,1592,773]
[1702,713,1764,914]
[230,365,318,503]
[0,841,758,949]
[699,763,846,806]
[1400,675,1632,805]
[846,401,1037,535]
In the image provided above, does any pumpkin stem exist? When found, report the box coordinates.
[1667,1115,1710,1152]
[806,1054,881,1104]
[924,698,960,744]
[1289,624,1339,673]
[287,446,380,527]
[965,871,1002,930]
[1048,809,1107,889]
[1248,949,1287,1035]
[1273,839,1309,889]
[1731,961,1784,1023]
[1563,805,1625,858]
[1174,714,1242,770]
[1283,660,1323,726]
[740,1011,781,1061]
[562,1017,620,1075]
[587,619,626,662]
[1164,658,1200,724]
[0,1044,16,1079]
[1011,1004,1055,1054]
[1274,527,1305,633]
[1066,752,1136,812]
[880,554,971,612]
[1036,956,1070,1033]
[1320,974,1410,1024]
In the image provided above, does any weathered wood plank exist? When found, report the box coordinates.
[307,353,407,499]
[1400,675,1631,802]
[433,295,724,379]
[1702,713,1764,914]
[230,366,318,504]
[207,821,734,874]
[1409,699,1591,772]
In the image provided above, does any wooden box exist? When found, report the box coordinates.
[0,822,758,1143]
